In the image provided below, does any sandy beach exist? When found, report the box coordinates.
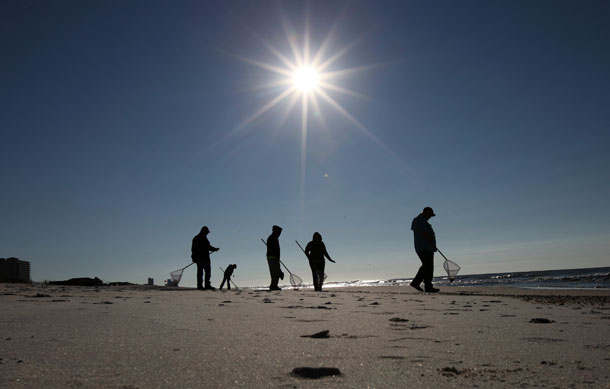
[1,283,609,388]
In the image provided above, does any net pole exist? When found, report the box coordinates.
[229,279,239,289]
[261,238,302,287]
[181,262,195,271]
[296,240,306,254]
[436,248,449,261]
[262,238,292,273]
[278,259,294,275]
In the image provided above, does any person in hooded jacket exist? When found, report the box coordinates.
[304,232,335,292]
[191,226,219,290]
[266,225,283,291]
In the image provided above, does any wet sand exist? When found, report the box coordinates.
[1,283,609,388]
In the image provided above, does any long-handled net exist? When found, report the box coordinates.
[218,266,239,290]
[295,240,328,281]
[437,249,460,282]
[261,238,303,287]
[168,262,194,286]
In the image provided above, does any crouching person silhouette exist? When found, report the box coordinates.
[220,264,237,290]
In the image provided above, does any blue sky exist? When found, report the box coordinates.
[2,0,609,287]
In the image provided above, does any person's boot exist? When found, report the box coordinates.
[424,285,439,293]
[410,282,423,292]
[204,284,216,291]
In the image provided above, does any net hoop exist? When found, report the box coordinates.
[443,259,461,282]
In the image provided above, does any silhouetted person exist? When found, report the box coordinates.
[410,207,439,293]
[191,226,219,290]
[266,225,283,290]
[305,232,335,292]
[219,264,237,290]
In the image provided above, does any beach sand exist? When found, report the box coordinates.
[1,283,609,388]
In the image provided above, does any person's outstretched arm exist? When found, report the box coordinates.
[323,244,335,263]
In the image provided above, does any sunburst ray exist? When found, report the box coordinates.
[317,81,369,100]
[308,92,328,131]
[316,88,409,169]
[316,34,366,73]
[320,60,401,79]
[222,87,297,141]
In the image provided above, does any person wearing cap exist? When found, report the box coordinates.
[191,226,219,290]
[266,225,283,291]
[410,207,439,293]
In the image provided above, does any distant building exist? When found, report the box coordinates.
[0,257,31,283]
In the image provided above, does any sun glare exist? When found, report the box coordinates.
[293,66,319,92]
[224,13,405,219]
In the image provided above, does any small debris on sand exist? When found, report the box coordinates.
[439,366,461,376]
[291,367,342,379]
[529,318,555,324]
[301,330,330,339]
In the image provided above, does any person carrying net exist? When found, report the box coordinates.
[191,226,219,290]
[410,207,440,293]
[266,225,283,291]
[219,264,237,290]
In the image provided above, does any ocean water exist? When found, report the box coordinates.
[296,266,610,290]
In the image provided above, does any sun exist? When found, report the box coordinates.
[224,20,376,137]
[293,66,319,92]
[222,13,405,217]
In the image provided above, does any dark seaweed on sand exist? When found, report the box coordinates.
[291,367,342,379]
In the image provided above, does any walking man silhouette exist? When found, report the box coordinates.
[410,207,440,293]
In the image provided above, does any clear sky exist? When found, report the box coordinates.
[2,0,609,287]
